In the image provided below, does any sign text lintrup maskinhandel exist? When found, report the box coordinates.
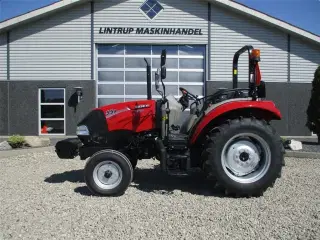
[99,27,203,35]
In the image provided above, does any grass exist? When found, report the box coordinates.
[7,135,26,149]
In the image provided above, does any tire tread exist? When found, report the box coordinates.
[202,117,284,197]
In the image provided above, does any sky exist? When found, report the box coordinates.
[0,0,319,36]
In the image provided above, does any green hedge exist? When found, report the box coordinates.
[7,135,25,148]
[306,66,320,142]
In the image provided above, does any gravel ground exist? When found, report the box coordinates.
[0,149,319,240]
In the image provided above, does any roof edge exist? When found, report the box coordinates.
[209,0,319,44]
[0,0,319,45]
[0,0,89,34]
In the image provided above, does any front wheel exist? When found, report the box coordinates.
[84,150,133,196]
[204,118,284,197]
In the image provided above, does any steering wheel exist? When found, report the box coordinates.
[179,87,197,100]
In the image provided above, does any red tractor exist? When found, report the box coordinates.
[56,45,285,197]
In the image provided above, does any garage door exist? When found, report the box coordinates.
[96,44,205,107]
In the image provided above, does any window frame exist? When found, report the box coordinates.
[38,88,66,136]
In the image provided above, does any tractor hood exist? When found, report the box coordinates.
[76,99,157,143]
[76,108,109,143]
[96,100,156,115]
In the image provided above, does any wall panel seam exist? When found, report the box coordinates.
[207,2,211,82]
[288,34,291,82]
[91,0,94,80]
[7,31,10,80]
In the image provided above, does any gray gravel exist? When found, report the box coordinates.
[0,149,319,240]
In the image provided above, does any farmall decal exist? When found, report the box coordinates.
[105,109,117,116]
[105,108,130,119]
[135,104,150,109]
[99,27,203,36]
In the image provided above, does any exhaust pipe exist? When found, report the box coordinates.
[147,64,152,100]
[144,58,152,100]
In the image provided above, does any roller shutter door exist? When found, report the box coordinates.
[96,44,206,107]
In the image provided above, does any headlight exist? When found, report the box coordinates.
[76,125,89,136]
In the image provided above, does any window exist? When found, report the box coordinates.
[140,0,164,20]
[39,88,65,135]
[96,44,206,107]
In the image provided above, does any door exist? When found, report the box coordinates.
[96,44,206,107]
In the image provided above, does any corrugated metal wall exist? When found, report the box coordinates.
[94,0,208,44]
[1,0,319,84]
[290,37,320,82]
[9,4,91,81]
[210,5,288,83]
[0,34,7,80]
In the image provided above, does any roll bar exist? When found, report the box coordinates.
[232,45,262,100]
[232,45,254,89]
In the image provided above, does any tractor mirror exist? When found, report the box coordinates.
[155,69,160,90]
[161,49,166,67]
[161,66,166,79]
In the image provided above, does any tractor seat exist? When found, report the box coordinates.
[209,88,249,105]
[214,87,228,94]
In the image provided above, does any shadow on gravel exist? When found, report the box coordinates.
[131,166,225,197]
[44,170,96,196]
[74,186,94,196]
[45,169,84,183]
[45,166,226,197]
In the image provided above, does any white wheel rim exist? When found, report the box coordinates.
[221,133,271,184]
[93,161,123,190]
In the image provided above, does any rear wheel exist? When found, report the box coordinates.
[203,118,284,197]
[84,150,133,196]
